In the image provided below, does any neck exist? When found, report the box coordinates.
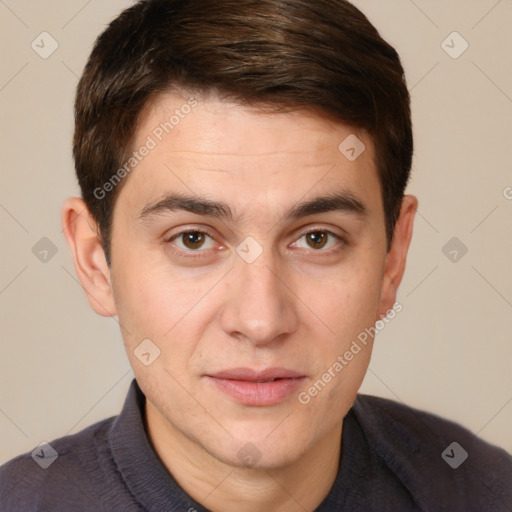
[145,402,342,512]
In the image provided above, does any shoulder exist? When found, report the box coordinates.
[352,394,512,511]
[0,416,118,512]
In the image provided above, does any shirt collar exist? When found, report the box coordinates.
[109,379,209,511]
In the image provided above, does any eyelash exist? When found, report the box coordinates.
[165,227,348,258]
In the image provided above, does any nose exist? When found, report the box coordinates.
[219,250,299,346]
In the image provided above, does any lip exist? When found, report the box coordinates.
[205,367,306,406]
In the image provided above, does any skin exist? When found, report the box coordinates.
[62,92,417,512]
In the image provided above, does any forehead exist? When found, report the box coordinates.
[117,91,382,221]
[140,92,365,159]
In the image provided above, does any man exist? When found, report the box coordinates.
[1,0,511,510]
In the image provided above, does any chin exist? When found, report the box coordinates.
[204,425,314,470]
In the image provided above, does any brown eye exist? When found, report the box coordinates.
[293,230,342,251]
[305,231,328,249]
[170,231,216,251]
[182,232,205,249]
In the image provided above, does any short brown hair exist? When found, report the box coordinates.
[74,0,413,265]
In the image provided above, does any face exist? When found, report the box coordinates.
[78,92,414,469]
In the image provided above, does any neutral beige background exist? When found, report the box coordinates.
[1,0,511,463]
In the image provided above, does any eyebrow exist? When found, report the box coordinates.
[138,190,368,225]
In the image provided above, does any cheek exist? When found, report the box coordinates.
[298,270,380,425]
[111,255,222,366]
[314,254,384,339]
[113,269,170,334]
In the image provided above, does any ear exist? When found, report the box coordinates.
[61,197,117,317]
[377,195,418,319]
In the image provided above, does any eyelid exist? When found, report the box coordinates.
[165,224,216,239]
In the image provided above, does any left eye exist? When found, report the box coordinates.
[170,231,216,251]
[294,230,340,250]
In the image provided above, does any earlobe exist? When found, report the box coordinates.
[61,197,117,317]
[377,195,418,319]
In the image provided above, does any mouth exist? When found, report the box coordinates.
[204,367,306,406]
